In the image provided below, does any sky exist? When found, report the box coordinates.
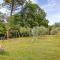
[0,0,60,25]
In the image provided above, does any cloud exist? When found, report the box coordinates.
[47,13,60,25]
[41,0,60,13]
[41,0,60,25]
[31,0,37,3]
[0,0,3,3]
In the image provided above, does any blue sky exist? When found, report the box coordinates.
[0,0,60,25]
[0,0,3,3]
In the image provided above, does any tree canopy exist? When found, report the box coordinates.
[4,0,26,15]
[0,0,49,39]
[8,2,48,28]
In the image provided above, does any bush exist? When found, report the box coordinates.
[31,26,48,36]
[8,28,18,38]
[50,27,60,35]
[19,27,31,37]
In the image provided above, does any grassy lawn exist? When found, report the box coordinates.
[0,35,60,60]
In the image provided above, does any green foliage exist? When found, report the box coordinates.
[0,21,6,34]
[0,13,4,22]
[31,26,48,36]
[19,2,48,28]
[19,27,31,37]
[9,2,48,28]
[50,27,60,35]
[54,23,60,27]
[6,1,49,37]
[0,1,49,38]
[4,0,26,5]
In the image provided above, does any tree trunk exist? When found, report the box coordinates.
[10,0,14,16]
[7,30,9,38]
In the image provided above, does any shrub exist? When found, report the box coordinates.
[19,27,31,37]
[8,28,18,38]
[31,26,48,36]
[50,27,60,35]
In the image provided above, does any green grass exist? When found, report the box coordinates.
[0,35,60,60]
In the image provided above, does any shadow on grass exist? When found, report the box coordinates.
[0,50,9,56]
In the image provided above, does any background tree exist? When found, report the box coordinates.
[54,23,60,27]
[7,1,48,37]
[0,19,6,39]
[9,2,48,28]
[31,26,48,36]
[4,0,26,15]
[50,27,60,35]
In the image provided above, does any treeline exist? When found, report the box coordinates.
[0,21,60,40]
[0,1,60,40]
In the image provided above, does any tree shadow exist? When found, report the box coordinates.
[0,50,9,56]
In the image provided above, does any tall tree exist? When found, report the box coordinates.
[18,2,48,28]
[4,0,26,15]
[8,1,48,28]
